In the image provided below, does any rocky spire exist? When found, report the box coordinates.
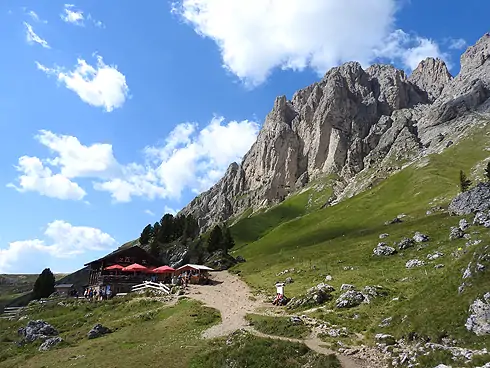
[409,58,453,102]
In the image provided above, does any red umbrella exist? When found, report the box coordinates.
[152,266,175,274]
[122,263,149,272]
[104,264,124,270]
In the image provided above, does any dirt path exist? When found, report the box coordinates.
[185,271,366,368]
[185,271,263,339]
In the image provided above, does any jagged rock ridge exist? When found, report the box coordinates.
[179,34,490,232]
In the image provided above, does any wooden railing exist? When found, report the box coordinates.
[97,275,148,284]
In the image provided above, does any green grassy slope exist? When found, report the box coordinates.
[0,296,340,368]
[229,122,490,352]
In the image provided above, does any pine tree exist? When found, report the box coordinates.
[183,215,199,239]
[158,214,174,243]
[485,162,490,181]
[222,226,235,253]
[33,268,55,300]
[139,224,153,245]
[207,225,223,253]
[459,170,472,192]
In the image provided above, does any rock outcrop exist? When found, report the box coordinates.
[449,183,490,215]
[179,34,490,232]
[87,324,112,339]
[18,320,59,343]
[465,292,490,335]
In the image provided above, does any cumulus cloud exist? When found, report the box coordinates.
[173,0,451,84]
[144,209,155,216]
[24,22,50,48]
[60,4,104,27]
[373,29,449,70]
[7,156,86,200]
[144,116,260,198]
[9,117,259,203]
[36,55,129,112]
[60,4,84,25]
[0,220,116,273]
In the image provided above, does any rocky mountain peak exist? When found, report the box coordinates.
[178,34,490,233]
[267,95,297,126]
[460,33,490,76]
[409,57,453,102]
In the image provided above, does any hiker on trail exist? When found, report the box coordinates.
[88,288,93,300]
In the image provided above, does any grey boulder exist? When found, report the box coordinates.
[336,290,365,308]
[448,183,490,215]
[449,226,464,240]
[39,337,63,351]
[398,237,415,250]
[87,324,112,339]
[374,243,397,256]
[465,292,490,336]
[413,232,430,243]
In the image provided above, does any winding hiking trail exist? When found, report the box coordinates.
[186,271,368,368]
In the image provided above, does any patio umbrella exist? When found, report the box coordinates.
[104,264,124,270]
[152,266,175,273]
[122,263,149,272]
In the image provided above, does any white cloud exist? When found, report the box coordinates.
[173,0,452,84]
[10,118,259,203]
[144,209,155,216]
[173,0,398,85]
[60,4,84,26]
[0,220,116,273]
[60,4,104,27]
[7,156,86,200]
[149,116,260,197]
[24,22,50,49]
[36,55,129,112]
[374,29,449,71]
[36,130,119,178]
[448,38,467,50]
[27,10,47,23]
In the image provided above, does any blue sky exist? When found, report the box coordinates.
[0,0,487,274]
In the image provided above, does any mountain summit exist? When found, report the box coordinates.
[180,34,490,232]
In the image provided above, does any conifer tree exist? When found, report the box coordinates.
[33,268,55,300]
[459,170,472,192]
[207,225,223,253]
[139,224,153,245]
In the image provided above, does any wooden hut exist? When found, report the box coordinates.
[84,246,162,294]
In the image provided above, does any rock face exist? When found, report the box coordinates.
[408,58,453,102]
[179,34,490,232]
[465,292,490,335]
[449,183,490,215]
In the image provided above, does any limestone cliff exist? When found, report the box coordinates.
[179,34,490,232]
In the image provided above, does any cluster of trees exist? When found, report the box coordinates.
[138,211,237,259]
[459,162,490,193]
[207,224,235,253]
[33,268,55,300]
[139,214,200,257]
